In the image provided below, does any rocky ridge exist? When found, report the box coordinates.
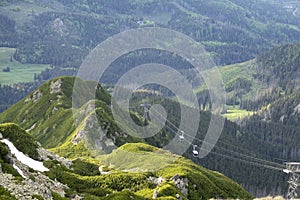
[0,140,70,199]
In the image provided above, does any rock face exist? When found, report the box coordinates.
[294,103,300,115]
[153,190,159,199]
[71,130,87,145]
[32,90,42,102]
[71,111,122,154]
[147,176,165,185]
[0,140,70,199]
[50,79,62,94]
[170,174,189,197]
[38,146,72,168]
[0,172,61,200]
[0,157,68,200]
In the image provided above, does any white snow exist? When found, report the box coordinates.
[13,164,26,178]
[1,139,49,172]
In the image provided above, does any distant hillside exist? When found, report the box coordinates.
[1,0,300,114]
[201,44,300,114]
[266,92,300,128]
[0,0,300,79]
[0,123,253,199]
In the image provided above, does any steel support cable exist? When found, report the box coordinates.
[149,106,285,168]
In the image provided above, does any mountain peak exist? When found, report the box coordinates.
[0,76,111,149]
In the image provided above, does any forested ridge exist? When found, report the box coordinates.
[1,0,300,68]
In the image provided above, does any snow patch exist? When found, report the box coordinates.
[26,123,36,132]
[13,164,26,178]
[1,139,49,172]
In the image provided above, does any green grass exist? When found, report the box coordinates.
[143,11,173,25]
[0,186,17,200]
[194,60,253,93]
[97,143,179,172]
[202,41,228,47]
[45,143,253,200]
[0,123,39,160]
[219,61,252,84]
[0,47,48,85]
[223,105,254,121]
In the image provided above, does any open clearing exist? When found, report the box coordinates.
[223,105,254,121]
[0,47,48,85]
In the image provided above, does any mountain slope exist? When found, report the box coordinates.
[0,123,253,199]
[0,76,145,159]
[44,142,254,200]
[0,123,69,199]
[0,75,293,197]
[0,76,111,149]
[1,53,299,196]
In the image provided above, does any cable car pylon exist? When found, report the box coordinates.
[140,102,151,120]
[283,162,300,199]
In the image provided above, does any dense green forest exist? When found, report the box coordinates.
[1,0,300,71]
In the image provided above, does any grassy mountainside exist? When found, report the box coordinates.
[45,142,253,200]
[0,77,111,150]
[0,123,39,159]
[1,47,300,196]
[0,76,143,158]
[0,123,253,199]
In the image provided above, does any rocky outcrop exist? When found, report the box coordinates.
[0,173,51,200]
[0,140,71,200]
[147,176,165,185]
[25,123,36,133]
[38,147,72,168]
[32,90,42,102]
[71,130,87,145]
[71,112,118,153]
[170,174,189,197]
[293,103,300,115]
[0,156,68,200]
[50,79,62,94]
[153,190,159,199]
[24,90,42,103]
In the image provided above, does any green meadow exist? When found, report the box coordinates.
[0,47,48,85]
[223,105,254,121]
